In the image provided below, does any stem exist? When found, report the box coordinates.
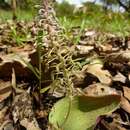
[11,0,17,20]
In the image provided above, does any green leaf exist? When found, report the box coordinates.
[49,95,121,130]
[40,86,50,93]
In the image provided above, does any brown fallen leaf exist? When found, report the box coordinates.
[128,73,130,81]
[123,87,130,101]
[84,30,96,37]
[106,50,130,64]
[0,80,12,102]
[12,91,41,130]
[99,44,113,52]
[75,45,94,55]
[0,47,37,78]
[0,107,8,125]
[83,83,118,96]
[0,52,30,68]
[72,70,86,87]
[86,60,112,85]
[20,118,41,130]
[113,72,126,83]
[121,97,130,114]
[0,120,14,130]
[9,44,34,53]
[35,109,48,119]
[101,120,126,130]
[121,50,130,60]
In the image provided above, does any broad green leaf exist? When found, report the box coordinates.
[49,95,121,130]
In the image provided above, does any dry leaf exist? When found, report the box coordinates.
[0,80,12,102]
[99,44,112,52]
[0,52,30,67]
[85,30,96,36]
[12,91,40,130]
[123,87,130,101]
[122,50,130,60]
[0,120,14,130]
[75,45,94,55]
[128,73,130,81]
[0,107,8,125]
[0,47,37,78]
[20,118,41,130]
[86,63,112,85]
[113,72,126,83]
[101,120,126,130]
[83,83,118,96]
[121,97,130,114]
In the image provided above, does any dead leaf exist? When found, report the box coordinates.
[75,45,94,55]
[0,46,37,78]
[99,44,113,52]
[121,97,130,114]
[12,91,40,130]
[122,50,130,60]
[83,83,118,96]
[113,72,126,83]
[123,87,130,101]
[0,80,12,102]
[0,107,8,125]
[35,110,48,119]
[86,61,112,85]
[0,120,14,130]
[128,73,130,81]
[72,70,86,87]
[20,118,41,130]
[101,120,126,130]
[85,30,96,37]
[0,52,30,67]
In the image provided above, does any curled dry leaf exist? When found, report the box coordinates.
[128,73,130,81]
[86,61,112,85]
[0,81,12,129]
[121,97,130,114]
[0,45,37,78]
[0,80,12,102]
[0,53,29,66]
[106,50,130,64]
[0,107,8,125]
[20,118,41,130]
[101,120,126,130]
[113,72,126,83]
[123,87,130,101]
[83,83,118,96]
[72,70,86,87]
[75,45,94,55]
[85,30,96,37]
[0,53,29,78]
[1,120,14,130]
[98,44,113,53]
[0,120,14,130]
[121,50,130,60]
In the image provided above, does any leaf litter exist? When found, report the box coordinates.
[0,1,130,130]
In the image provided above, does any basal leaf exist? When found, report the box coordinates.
[49,95,121,130]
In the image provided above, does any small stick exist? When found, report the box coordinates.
[11,0,17,21]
